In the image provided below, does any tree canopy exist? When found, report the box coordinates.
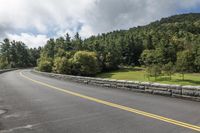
[37,13,200,76]
[0,39,41,69]
[1,13,200,78]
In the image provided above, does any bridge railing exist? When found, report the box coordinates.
[32,70,200,102]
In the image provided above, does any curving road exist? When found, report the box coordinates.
[0,70,200,133]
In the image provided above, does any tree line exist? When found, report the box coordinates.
[0,38,41,69]
[1,13,200,79]
[37,13,200,78]
[37,33,100,76]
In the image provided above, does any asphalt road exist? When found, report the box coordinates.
[0,70,200,133]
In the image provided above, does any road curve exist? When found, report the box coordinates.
[0,69,200,133]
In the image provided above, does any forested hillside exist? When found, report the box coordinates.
[1,13,200,77]
[37,13,200,77]
[84,13,200,69]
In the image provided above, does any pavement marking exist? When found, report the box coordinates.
[20,71,200,132]
[0,109,6,115]
[1,125,33,133]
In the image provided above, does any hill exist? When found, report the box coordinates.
[84,13,200,69]
[37,13,200,76]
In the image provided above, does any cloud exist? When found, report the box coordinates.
[83,0,200,34]
[0,0,200,47]
[7,33,49,48]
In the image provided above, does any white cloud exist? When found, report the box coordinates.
[83,0,200,34]
[0,0,200,47]
[7,33,49,48]
[79,25,94,38]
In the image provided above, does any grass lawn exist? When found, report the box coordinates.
[97,67,200,86]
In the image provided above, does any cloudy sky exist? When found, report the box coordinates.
[0,0,200,48]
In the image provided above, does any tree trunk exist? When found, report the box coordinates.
[182,73,185,80]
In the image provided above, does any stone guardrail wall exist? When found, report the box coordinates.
[32,70,200,101]
[0,68,18,74]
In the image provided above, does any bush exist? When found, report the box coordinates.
[71,51,100,76]
[53,57,71,74]
[146,64,162,80]
[162,62,175,80]
[37,58,53,72]
[0,57,9,69]
[176,50,194,80]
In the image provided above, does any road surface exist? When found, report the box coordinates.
[0,70,200,133]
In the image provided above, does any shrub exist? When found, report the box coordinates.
[176,50,194,80]
[37,58,53,72]
[0,57,9,69]
[162,62,175,80]
[146,64,162,80]
[71,51,100,76]
[53,57,71,74]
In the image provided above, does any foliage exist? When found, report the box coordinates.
[176,50,194,80]
[70,51,100,76]
[0,56,9,69]
[193,45,200,72]
[2,13,200,79]
[37,13,200,77]
[145,65,162,80]
[162,62,175,80]
[53,57,71,74]
[37,57,53,72]
[0,39,40,69]
[140,49,163,66]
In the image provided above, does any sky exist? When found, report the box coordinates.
[0,0,200,48]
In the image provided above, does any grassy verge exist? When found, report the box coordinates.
[96,67,200,86]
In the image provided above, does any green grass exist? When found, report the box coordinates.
[97,67,200,86]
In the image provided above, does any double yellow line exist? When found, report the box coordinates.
[20,71,200,132]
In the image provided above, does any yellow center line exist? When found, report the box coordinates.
[20,71,200,132]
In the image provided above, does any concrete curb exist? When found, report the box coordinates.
[0,68,18,74]
[32,70,200,102]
